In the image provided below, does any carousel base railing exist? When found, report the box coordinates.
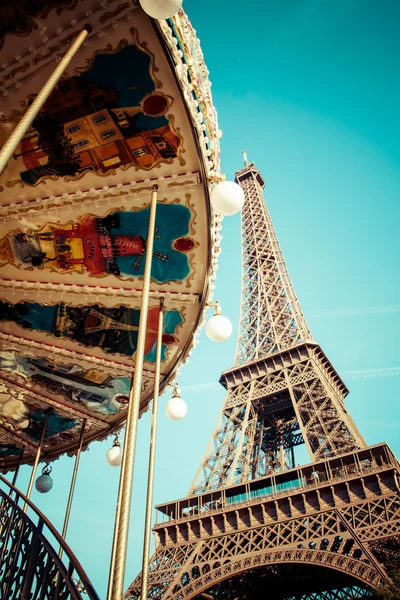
[0,473,100,600]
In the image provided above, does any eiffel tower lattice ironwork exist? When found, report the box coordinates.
[125,160,400,600]
[83,308,140,334]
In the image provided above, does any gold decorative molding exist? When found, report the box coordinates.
[167,179,195,189]
[5,175,57,188]
[130,27,163,89]
[63,169,117,183]
[38,0,82,19]
[32,44,61,66]
[0,110,22,124]
[0,279,199,305]
[119,157,175,174]
[74,39,129,76]
[185,192,198,236]
[167,113,186,166]
[0,19,38,53]
[21,93,36,108]
[186,251,197,289]
[100,3,131,24]
[0,62,30,88]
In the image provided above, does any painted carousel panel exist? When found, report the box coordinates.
[0,350,131,416]
[0,379,78,441]
[0,38,183,189]
[0,443,21,458]
[0,301,183,360]
[0,205,197,283]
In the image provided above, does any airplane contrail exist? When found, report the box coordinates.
[307,304,400,318]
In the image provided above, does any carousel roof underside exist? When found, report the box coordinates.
[0,0,221,469]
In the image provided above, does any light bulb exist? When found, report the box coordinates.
[35,474,53,493]
[165,391,187,420]
[205,303,232,343]
[210,181,244,216]
[139,0,182,19]
[106,444,122,466]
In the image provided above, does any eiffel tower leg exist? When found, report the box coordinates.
[127,440,400,597]
[334,509,388,581]
[126,456,400,598]
[226,382,255,486]
[126,492,393,599]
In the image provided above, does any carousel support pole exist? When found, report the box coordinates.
[11,449,24,488]
[59,419,86,560]
[25,409,51,509]
[107,467,123,600]
[109,185,159,600]
[140,298,164,600]
[0,26,90,175]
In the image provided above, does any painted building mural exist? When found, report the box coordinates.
[8,42,182,185]
[0,351,131,415]
[0,378,77,446]
[0,444,22,458]
[0,205,196,282]
[0,302,183,359]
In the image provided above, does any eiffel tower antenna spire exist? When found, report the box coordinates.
[242,149,249,167]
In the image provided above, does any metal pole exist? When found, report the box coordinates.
[25,410,51,510]
[59,419,86,560]
[107,468,123,600]
[0,26,90,175]
[109,185,159,600]
[11,449,24,488]
[140,298,164,600]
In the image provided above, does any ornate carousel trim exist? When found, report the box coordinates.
[0,172,200,219]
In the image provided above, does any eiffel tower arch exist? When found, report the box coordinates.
[125,160,400,600]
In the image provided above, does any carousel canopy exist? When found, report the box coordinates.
[0,0,221,468]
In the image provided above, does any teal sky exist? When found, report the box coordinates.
[11,1,400,596]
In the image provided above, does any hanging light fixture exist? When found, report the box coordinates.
[106,433,123,467]
[210,181,244,216]
[205,301,233,342]
[139,0,183,19]
[165,385,187,420]
[35,463,53,494]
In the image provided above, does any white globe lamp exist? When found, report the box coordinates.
[165,387,187,420]
[139,0,183,19]
[35,473,53,494]
[205,302,232,342]
[210,181,244,216]
[106,443,123,467]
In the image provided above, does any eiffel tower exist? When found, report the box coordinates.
[83,308,140,334]
[125,158,400,600]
